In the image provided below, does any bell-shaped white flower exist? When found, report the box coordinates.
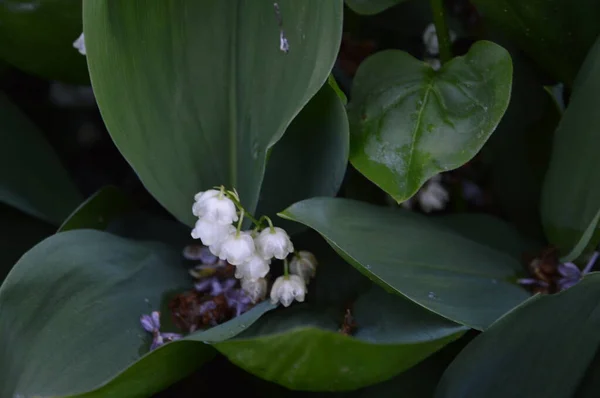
[256,227,294,260]
[289,251,318,284]
[418,175,449,213]
[191,218,234,246]
[270,275,306,307]
[192,189,238,225]
[73,33,86,55]
[241,278,268,303]
[422,23,457,56]
[216,231,255,265]
[235,254,270,281]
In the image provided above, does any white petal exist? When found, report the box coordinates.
[73,33,86,56]
[241,278,267,303]
[218,231,255,265]
[269,275,306,307]
[256,227,294,260]
[235,254,270,280]
[191,218,234,246]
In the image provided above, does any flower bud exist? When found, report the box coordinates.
[289,251,318,284]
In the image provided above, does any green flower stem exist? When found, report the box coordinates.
[284,258,289,278]
[223,191,261,226]
[430,0,452,64]
[236,209,245,236]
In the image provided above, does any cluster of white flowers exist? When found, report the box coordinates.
[191,187,318,307]
[401,174,449,213]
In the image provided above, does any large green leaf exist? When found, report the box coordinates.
[352,335,473,398]
[59,186,133,232]
[345,0,408,15]
[0,204,54,283]
[280,198,529,330]
[0,0,88,84]
[541,35,600,257]
[436,273,600,398]
[214,233,467,391]
[84,0,343,226]
[0,92,81,225]
[256,84,349,235]
[347,41,512,202]
[470,0,600,85]
[434,213,541,263]
[0,230,214,397]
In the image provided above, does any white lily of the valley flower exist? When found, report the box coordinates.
[256,227,294,260]
[193,190,238,225]
[73,33,86,55]
[216,231,255,265]
[289,251,318,284]
[418,175,449,213]
[241,278,268,303]
[422,23,457,55]
[235,253,270,281]
[270,275,306,307]
[191,218,234,246]
[425,57,441,71]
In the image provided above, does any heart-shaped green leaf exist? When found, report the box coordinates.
[0,230,213,397]
[470,0,600,85]
[347,41,512,202]
[0,92,81,225]
[0,0,88,84]
[541,36,600,258]
[436,273,600,398]
[214,233,467,391]
[280,197,529,330]
[256,83,349,235]
[59,186,133,233]
[345,0,408,15]
[84,0,343,226]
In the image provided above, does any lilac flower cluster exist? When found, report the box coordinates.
[518,252,599,292]
[140,312,182,351]
[194,276,252,317]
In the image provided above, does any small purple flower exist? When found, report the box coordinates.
[557,252,599,291]
[194,277,236,296]
[140,311,182,351]
[182,245,218,264]
[225,289,253,316]
[462,180,485,206]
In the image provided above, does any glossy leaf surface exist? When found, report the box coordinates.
[256,84,349,235]
[215,233,466,391]
[541,36,600,257]
[436,274,600,398]
[347,41,512,202]
[84,0,343,226]
[281,197,529,330]
[0,93,81,225]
